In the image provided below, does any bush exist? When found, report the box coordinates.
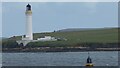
[2,40,19,48]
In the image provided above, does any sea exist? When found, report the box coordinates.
[1,51,120,68]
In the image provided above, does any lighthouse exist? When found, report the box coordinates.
[17,4,58,46]
[23,4,33,40]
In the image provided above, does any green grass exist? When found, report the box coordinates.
[9,28,118,44]
[6,28,118,47]
[33,28,118,43]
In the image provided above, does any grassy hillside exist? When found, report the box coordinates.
[2,28,118,51]
[3,28,118,48]
[10,28,118,43]
[33,28,118,43]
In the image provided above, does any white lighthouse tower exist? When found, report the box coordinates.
[22,4,33,40]
[17,4,58,46]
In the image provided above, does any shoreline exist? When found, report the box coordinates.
[2,51,119,53]
[2,47,119,53]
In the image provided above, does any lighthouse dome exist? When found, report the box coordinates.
[26,4,31,10]
[27,4,31,7]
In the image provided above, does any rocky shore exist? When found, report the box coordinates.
[2,47,119,52]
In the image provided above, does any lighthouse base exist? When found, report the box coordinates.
[16,40,32,46]
[85,63,94,67]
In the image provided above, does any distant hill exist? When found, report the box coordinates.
[2,28,119,51]
[33,28,118,43]
[8,27,118,43]
[57,28,115,32]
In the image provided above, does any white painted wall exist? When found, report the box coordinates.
[26,12,33,40]
[37,36,57,41]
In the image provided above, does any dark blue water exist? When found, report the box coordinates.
[2,51,118,66]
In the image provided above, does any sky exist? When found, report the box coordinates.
[2,2,118,37]
[0,2,2,37]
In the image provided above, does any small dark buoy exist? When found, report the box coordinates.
[87,56,92,63]
[85,52,94,67]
